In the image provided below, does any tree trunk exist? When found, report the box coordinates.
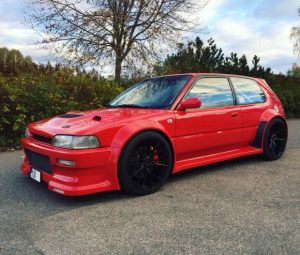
[114,55,122,85]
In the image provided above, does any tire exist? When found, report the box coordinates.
[118,131,173,196]
[262,118,287,160]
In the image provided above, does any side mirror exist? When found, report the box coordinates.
[179,97,201,110]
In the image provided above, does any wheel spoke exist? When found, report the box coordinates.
[155,163,168,167]
[274,129,284,135]
[274,141,284,150]
[269,141,273,150]
[130,166,144,177]
[137,171,146,186]
[141,171,149,187]
[147,170,154,187]
[270,143,276,154]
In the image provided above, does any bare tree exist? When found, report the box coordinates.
[26,0,208,84]
[291,7,300,57]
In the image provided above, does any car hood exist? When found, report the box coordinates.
[29,108,168,137]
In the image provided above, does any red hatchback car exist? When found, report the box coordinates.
[21,73,288,196]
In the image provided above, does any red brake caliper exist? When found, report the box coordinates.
[152,147,159,162]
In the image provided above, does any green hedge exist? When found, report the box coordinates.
[0,67,299,149]
[271,76,300,118]
[0,70,122,148]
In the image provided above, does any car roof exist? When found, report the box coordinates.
[154,73,263,81]
[154,73,262,81]
[156,73,271,92]
[174,73,271,93]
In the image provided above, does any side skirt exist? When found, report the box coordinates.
[173,147,263,174]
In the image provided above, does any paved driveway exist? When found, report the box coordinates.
[1,120,299,255]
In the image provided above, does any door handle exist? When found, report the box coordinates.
[231,112,239,117]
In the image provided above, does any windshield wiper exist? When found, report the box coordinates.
[105,104,148,109]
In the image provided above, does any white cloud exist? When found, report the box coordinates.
[0,22,34,41]
[195,0,300,73]
[0,0,52,63]
[0,0,299,74]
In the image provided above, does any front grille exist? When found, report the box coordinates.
[33,134,52,144]
[25,149,52,174]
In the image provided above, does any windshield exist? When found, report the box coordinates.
[108,75,192,109]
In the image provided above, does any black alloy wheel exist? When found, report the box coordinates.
[118,131,173,196]
[263,118,287,160]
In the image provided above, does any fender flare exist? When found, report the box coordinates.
[110,120,175,160]
[252,109,287,148]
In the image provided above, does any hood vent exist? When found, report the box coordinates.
[58,113,83,118]
[93,115,101,121]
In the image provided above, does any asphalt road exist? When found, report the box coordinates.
[1,120,299,255]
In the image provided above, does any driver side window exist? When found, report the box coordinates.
[185,77,234,108]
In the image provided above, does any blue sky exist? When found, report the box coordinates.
[0,0,299,74]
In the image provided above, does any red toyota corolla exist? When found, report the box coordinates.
[21,73,288,196]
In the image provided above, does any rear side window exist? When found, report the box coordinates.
[185,78,234,108]
[230,77,266,105]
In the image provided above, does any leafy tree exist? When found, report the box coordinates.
[0,48,36,75]
[25,0,208,85]
[154,37,224,75]
[291,7,300,57]
[287,63,300,78]
[155,37,273,82]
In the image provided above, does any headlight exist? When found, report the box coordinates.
[25,127,30,138]
[52,135,100,149]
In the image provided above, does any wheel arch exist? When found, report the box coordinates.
[252,110,287,148]
[115,127,175,179]
[119,128,174,161]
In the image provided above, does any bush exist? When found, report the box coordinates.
[272,76,300,118]
[0,46,299,149]
[0,69,122,148]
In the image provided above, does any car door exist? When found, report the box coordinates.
[229,77,269,146]
[174,77,243,161]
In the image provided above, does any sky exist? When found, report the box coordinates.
[0,0,299,74]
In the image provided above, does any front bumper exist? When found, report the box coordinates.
[21,138,120,196]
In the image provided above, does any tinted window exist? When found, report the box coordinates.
[109,75,192,109]
[231,77,266,104]
[185,78,234,108]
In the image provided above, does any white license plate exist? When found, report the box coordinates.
[30,168,41,183]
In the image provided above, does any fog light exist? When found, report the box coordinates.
[57,159,75,166]
[52,188,65,194]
